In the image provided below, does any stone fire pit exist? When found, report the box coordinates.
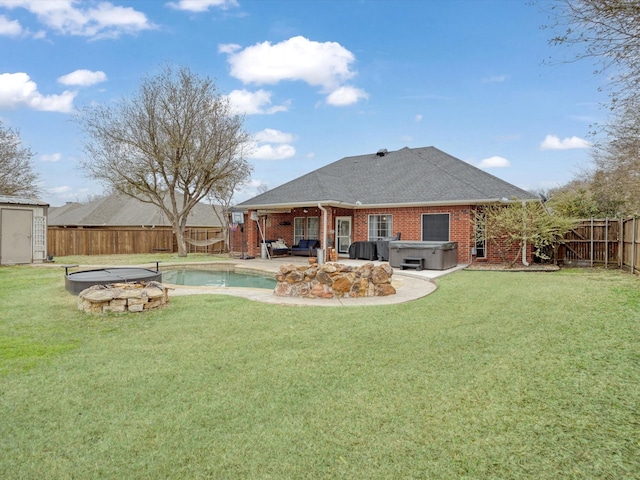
[275,262,396,299]
[77,281,170,313]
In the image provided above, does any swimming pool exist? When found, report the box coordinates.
[162,268,277,289]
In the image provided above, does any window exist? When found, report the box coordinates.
[369,214,392,240]
[294,217,305,245]
[422,213,449,241]
[474,210,486,258]
[307,217,319,240]
[294,216,320,245]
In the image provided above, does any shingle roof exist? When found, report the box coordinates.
[237,146,538,208]
[48,193,223,227]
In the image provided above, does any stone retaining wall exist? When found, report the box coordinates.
[78,281,170,313]
[275,262,396,299]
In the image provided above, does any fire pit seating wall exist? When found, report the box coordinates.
[77,281,170,313]
[275,262,396,299]
[290,239,320,257]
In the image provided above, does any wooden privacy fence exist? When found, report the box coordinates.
[560,217,640,273]
[48,226,224,257]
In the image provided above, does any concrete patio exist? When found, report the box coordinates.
[164,255,467,307]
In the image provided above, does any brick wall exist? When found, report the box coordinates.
[234,206,533,265]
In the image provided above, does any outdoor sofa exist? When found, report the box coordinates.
[290,239,320,257]
[265,239,290,256]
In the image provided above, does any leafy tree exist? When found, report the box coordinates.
[547,178,617,218]
[475,201,577,267]
[0,120,40,197]
[76,65,252,256]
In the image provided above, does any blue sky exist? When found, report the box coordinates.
[0,0,604,207]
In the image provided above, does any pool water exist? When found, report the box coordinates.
[162,269,276,289]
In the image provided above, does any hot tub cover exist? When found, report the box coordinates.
[389,241,457,250]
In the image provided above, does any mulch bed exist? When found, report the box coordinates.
[465,263,560,272]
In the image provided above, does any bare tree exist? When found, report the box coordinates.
[544,0,640,215]
[206,159,252,253]
[546,0,640,106]
[76,65,252,256]
[0,120,40,198]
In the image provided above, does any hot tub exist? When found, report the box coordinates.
[389,241,458,270]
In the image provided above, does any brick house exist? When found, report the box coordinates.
[234,146,539,265]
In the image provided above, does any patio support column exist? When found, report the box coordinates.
[246,210,259,257]
[318,203,328,264]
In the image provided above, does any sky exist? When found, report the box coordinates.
[0,0,606,207]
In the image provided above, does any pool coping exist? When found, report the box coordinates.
[158,260,440,307]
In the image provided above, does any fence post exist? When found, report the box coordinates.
[590,218,594,268]
[619,219,624,268]
[632,218,636,275]
[605,218,608,269]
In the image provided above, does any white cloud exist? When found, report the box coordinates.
[220,35,367,105]
[47,185,72,194]
[254,128,294,144]
[0,0,154,39]
[227,89,288,115]
[167,0,238,12]
[478,156,511,168]
[250,144,296,160]
[483,75,508,83]
[248,128,296,160]
[326,85,368,106]
[58,69,107,86]
[218,42,240,54]
[415,114,423,122]
[41,153,62,162]
[0,72,76,112]
[0,14,21,36]
[540,134,591,150]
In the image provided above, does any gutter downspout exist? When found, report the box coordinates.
[318,203,328,264]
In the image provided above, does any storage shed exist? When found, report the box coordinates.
[0,195,49,265]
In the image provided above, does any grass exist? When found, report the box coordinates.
[1,257,639,478]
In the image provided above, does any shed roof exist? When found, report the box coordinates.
[48,193,223,227]
[237,146,538,209]
[0,195,49,207]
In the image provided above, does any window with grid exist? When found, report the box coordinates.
[294,217,305,245]
[368,214,392,240]
[307,217,319,239]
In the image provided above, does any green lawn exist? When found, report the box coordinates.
[1,259,639,479]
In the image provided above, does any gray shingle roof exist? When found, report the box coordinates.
[237,146,538,208]
[48,193,223,227]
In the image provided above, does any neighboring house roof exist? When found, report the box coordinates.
[237,146,539,209]
[0,195,49,207]
[48,193,223,227]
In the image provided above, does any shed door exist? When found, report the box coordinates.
[1,208,32,264]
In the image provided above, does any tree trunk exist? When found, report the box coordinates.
[174,223,188,257]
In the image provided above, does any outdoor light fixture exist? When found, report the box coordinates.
[303,208,309,213]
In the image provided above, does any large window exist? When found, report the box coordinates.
[422,213,449,241]
[294,217,320,245]
[368,214,392,240]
